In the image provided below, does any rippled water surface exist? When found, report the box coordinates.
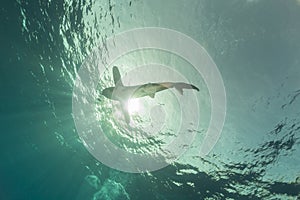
[1,0,300,199]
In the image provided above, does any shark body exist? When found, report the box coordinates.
[101,66,199,123]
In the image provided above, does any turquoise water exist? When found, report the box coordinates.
[1,0,300,199]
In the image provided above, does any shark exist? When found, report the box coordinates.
[101,66,199,123]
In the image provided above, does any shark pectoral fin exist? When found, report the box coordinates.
[175,87,184,95]
[149,93,155,98]
[120,102,130,123]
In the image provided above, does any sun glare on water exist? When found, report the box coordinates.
[127,98,141,114]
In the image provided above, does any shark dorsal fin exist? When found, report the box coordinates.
[113,66,123,86]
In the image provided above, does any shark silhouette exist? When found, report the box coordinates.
[101,66,199,123]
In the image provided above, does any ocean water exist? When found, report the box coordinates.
[1,0,300,199]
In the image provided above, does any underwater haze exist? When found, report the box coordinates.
[1,0,300,199]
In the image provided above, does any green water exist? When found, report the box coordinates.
[1,0,300,199]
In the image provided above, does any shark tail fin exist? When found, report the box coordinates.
[174,83,199,95]
[113,66,123,86]
[190,84,200,91]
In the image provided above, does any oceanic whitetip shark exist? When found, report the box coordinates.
[101,66,199,123]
